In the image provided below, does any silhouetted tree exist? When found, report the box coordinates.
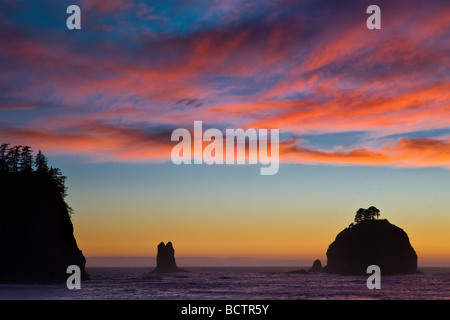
[0,143,9,173]
[49,167,68,198]
[1,143,74,216]
[367,206,380,220]
[354,206,381,224]
[6,145,21,173]
[354,208,365,224]
[48,166,73,216]
[34,150,49,173]
[19,146,33,173]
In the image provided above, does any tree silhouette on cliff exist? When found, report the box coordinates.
[0,144,9,172]
[34,149,49,173]
[0,143,72,215]
[19,146,33,173]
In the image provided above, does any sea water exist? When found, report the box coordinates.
[1,267,449,300]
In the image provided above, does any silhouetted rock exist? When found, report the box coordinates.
[309,259,322,272]
[287,269,308,274]
[324,219,417,275]
[288,259,323,274]
[152,241,188,273]
[0,172,88,282]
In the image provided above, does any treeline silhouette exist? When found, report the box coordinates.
[348,206,381,228]
[0,143,72,215]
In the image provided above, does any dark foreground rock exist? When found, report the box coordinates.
[152,242,189,273]
[0,172,89,282]
[324,219,417,275]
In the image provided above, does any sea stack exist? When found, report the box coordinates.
[324,219,417,275]
[309,259,322,273]
[153,241,187,273]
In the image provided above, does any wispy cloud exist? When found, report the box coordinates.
[0,0,448,168]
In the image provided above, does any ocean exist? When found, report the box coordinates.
[1,267,449,300]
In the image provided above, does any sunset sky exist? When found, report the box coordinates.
[1,0,449,266]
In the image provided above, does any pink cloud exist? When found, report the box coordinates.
[1,0,448,169]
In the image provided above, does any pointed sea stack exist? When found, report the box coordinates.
[152,242,188,273]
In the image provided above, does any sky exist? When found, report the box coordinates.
[0,0,449,266]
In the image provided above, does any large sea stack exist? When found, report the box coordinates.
[324,219,417,275]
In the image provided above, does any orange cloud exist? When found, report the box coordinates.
[279,137,450,168]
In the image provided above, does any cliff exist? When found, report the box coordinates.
[0,172,88,282]
[324,219,417,275]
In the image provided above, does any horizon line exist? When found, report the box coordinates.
[85,256,450,268]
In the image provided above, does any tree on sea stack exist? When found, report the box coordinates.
[354,206,380,224]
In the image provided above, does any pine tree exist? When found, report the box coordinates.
[19,145,33,173]
[0,143,9,173]
[49,167,68,198]
[34,149,49,173]
[6,145,21,173]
